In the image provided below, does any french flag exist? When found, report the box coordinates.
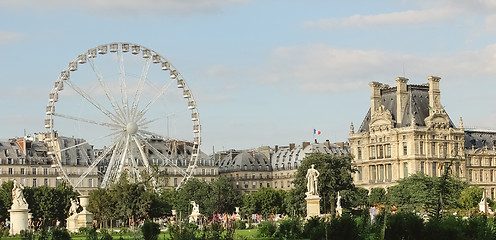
[314,129,321,135]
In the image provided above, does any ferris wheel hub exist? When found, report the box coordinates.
[126,122,138,135]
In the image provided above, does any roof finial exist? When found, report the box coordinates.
[350,122,355,134]
[459,117,464,129]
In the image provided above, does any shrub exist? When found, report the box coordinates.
[51,227,71,240]
[384,212,424,240]
[424,216,466,240]
[235,220,246,230]
[167,222,198,240]
[100,231,113,240]
[142,221,161,240]
[86,226,98,240]
[36,228,49,240]
[302,217,325,240]
[464,214,496,240]
[20,230,34,240]
[257,220,277,238]
[327,215,362,240]
[273,217,302,240]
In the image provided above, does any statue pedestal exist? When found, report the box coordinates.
[9,208,29,235]
[67,214,79,232]
[305,195,321,218]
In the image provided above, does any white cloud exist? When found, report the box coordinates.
[0,31,23,44]
[305,8,461,29]
[1,0,248,15]
[255,43,496,93]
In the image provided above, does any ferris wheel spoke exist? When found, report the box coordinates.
[55,130,122,154]
[65,80,124,125]
[114,134,131,183]
[53,113,122,129]
[117,47,130,119]
[130,57,152,121]
[74,141,118,188]
[134,79,175,122]
[136,134,188,177]
[101,136,125,188]
[88,57,127,122]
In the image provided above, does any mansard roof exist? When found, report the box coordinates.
[464,129,496,150]
[271,142,349,171]
[218,151,271,173]
[358,84,455,132]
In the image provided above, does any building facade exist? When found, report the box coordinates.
[349,77,465,190]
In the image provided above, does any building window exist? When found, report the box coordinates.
[267,182,270,188]
[469,170,472,182]
[33,179,37,187]
[431,142,436,156]
[43,168,48,175]
[386,144,391,158]
[370,165,376,181]
[89,178,93,187]
[357,147,362,160]
[403,162,408,177]
[379,165,385,181]
[174,178,178,187]
[387,164,392,180]
[454,143,459,156]
[287,181,291,188]
[358,166,362,181]
[20,168,25,175]
[8,168,13,175]
[379,145,384,159]
[202,169,205,175]
[371,147,376,159]
[32,168,37,175]
[443,142,448,156]
[403,142,407,155]
[252,182,256,188]
[403,135,406,140]
[420,161,425,174]
[44,178,48,186]
[420,141,424,155]
[432,162,437,177]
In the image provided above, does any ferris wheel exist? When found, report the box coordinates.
[44,42,201,191]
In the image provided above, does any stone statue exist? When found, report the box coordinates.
[69,198,79,216]
[336,192,343,217]
[306,164,320,196]
[11,180,28,209]
[191,201,199,215]
[336,192,342,209]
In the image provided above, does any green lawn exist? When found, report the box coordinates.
[1,229,278,240]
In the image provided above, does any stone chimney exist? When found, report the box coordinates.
[275,145,279,153]
[369,82,382,115]
[302,141,310,149]
[395,77,409,125]
[289,143,295,151]
[428,76,441,114]
[324,140,331,148]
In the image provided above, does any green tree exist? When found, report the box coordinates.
[111,180,152,224]
[341,187,369,210]
[388,173,467,215]
[458,186,483,210]
[244,188,286,216]
[368,188,387,206]
[288,153,355,216]
[0,181,14,221]
[210,176,242,214]
[174,178,212,218]
[88,188,116,228]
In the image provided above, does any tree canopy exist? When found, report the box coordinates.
[287,153,355,215]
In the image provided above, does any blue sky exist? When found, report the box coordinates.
[1,0,496,153]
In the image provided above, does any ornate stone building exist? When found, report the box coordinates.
[218,141,350,194]
[349,77,465,190]
[464,129,496,199]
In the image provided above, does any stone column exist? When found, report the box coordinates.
[9,208,30,235]
[305,195,321,218]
